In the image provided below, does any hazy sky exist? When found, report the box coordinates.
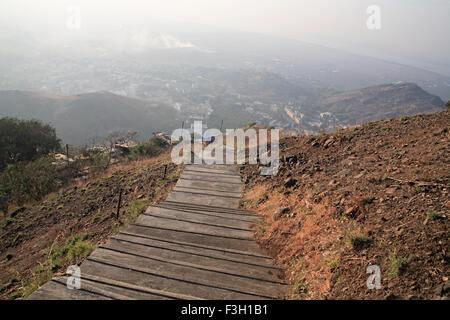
[1,0,449,74]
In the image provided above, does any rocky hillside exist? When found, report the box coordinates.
[240,110,449,299]
[293,83,445,133]
[319,83,445,123]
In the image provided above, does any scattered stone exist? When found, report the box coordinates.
[433,128,448,136]
[273,207,290,220]
[385,187,397,195]
[345,206,358,218]
[284,177,297,188]
[385,293,396,300]
[328,179,338,186]
[324,138,335,148]
[9,206,26,218]
[433,282,450,297]
[354,172,365,179]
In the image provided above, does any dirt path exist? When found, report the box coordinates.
[28,164,286,300]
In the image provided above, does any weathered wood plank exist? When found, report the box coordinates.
[175,178,242,193]
[126,224,265,253]
[117,232,274,263]
[134,214,254,239]
[28,277,111,300]
[166,190,240,208]
[160,201,258,217]
[81,259,274,300]
[102,238,284,283]
[146,206,255,229]
[85,249,285,299]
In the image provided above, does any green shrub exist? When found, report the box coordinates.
[0,156,58,205]
[130,136,167,158]
[0,117,61,171]
[428,210,442,220]
[88,150,109,174]
[348,233,370,249]
[390,256,410,277]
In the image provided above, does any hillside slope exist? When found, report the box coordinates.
[240,110,449,299]
[0,154,181,299]
[317,83,445,124]
[292,83,445,133]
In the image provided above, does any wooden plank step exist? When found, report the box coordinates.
[175,178,242,193]
[180,173,242,183]
[146,206,255,229]
[160,201,257,217]
[151,204,257,223]
[134,215,254,239]
[78,274,199,300]
[166,191,240,208]
[174,185,242,198]
[171,188,242,200]
[186,164,239,174]
[84,250,284,299]
[117,232,274,263]
[140,212,253,232]
[159,201,260,221]
[183,168,241,177]
[178,176,243,186]
[28,277,111,300]
[126,224,264,253]
[180,173,242,184]
[102,238,284,283]
[80,259,273,300]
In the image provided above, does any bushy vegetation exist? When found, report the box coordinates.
[0,156,59,208]
[129,136,167,159]
[390,254,410,277]
[0,118,171,215]
[86,148,109,174]
[0,117,61,171]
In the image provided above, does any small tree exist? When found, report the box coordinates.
[0,117,61,171]
[446,100,450,109]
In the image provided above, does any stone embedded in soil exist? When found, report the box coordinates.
[284,177,297,188]
[385,187,397,194]
[324,138,335,148]
[273,207,290,220]
[345,206,359,217]
[433,281,450,297]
